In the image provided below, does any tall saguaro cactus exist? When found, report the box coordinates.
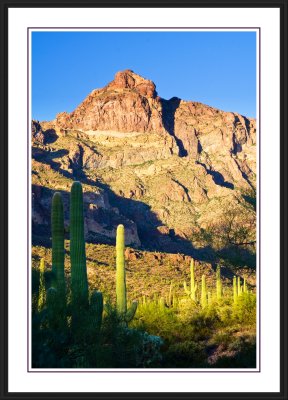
[233,276,238,303]
[51,192,65,298]
[237,276,241,296]
[216,265,222,300]
[243,278,247,294]
[184,258,197,301]
[70,181,88,311]
[168,282,174,307]
[116,224,126,314]
[116,224,137,323]
[46,182,104,337]
[201,274,207,308]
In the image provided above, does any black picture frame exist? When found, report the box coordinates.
[0,0,287,399]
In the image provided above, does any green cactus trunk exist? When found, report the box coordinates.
[233,276,238,303]
[70,181,88,312]
[116,224,126,314]
[37,258,46,312]
[237,276,241,296]
[243,278,247,293]
[216,265,222,300]
[115,224,137,323]
[184,258,197,301]
[51,192,65,298]
[168,282,174,307]
[46,287,58,329]
[201,274,207,308]
[190,258,196,301]
[90,290,103,335]
[207,291,212,305]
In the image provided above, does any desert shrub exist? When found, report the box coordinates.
[177,298,200,323]
[135,332,164,368]
[232,293,256,325]
[179,305,221,342]
[210,331,234,349]
[32,308,71,368]
[131,299,183,344]
[32,287,256,368]
[33,298,164,369]
[211,335,256,368]
[163,340,207,368]
[216,302,234,325]
[84,303,164,368]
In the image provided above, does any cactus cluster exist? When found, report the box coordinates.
[233,275,248,303]
[136,258,248,313]
[39,182,103,335]
[38,181,140,346]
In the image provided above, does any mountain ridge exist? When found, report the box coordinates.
[32,69,256,266]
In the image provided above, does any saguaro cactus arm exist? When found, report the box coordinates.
[183,281,190,295]
[125,301,138,323]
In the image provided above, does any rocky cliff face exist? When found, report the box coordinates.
[32,70,256,265]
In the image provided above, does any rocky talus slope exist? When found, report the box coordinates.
[32,70,256,266]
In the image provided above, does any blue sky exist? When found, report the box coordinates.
[32,31,256,121]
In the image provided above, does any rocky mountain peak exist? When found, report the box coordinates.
[106,69,157,98]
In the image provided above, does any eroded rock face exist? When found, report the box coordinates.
[32,70,256,261]
[31,178,140,247]
[32,120,45,144]
[56,71,163,134]
[54,70,255,183]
